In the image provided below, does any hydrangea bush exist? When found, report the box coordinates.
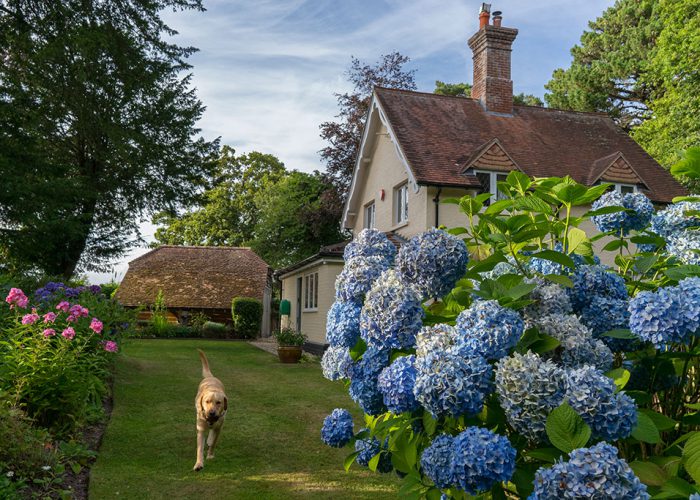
[320,175,700,499]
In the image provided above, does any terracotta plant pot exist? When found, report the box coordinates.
[277,346,303,363]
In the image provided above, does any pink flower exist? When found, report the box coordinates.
[89,318,103,334]
[103,341,118,353]
[69,304,89,318]
[66,314,78,323]
[6,288,29,309]
[56,301,70,312]
[43,328,56,338]
[21,312,40,325]
[43,312,57,323]
[62,327,75,340]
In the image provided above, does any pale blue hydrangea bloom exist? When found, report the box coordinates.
[360,270,424,350]
[592,191,654,234]
[397,228,469,299]
[415,324,458,358]
[348,347,389,416]
[321,346,353,381]
[650,201,700,238]
[629,286,688,347]
[413,350,492,418]
[689,494,700,500]
[451,427,516,495]
[523,280,573,320]
[455,300,524,360]
[343,228,397,264]
[420,434,455,489]
[580,295,638,352]
[533,314,613,371]
[568,265,628,312]
[320,408,354,448]
[495,352,568,442]
[355,431,393,473]
[335,255,390,303]
[325,300,361,347]
[377,355,419,414]
[566,366,638,441]
[667,229,700,265]
[479,259,519,281]
[678,277,700,336]
[529,442,649,499]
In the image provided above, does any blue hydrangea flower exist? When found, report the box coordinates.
[451,427,516,495]
[592,191,654,234]
[689,494,700,500]
[629,286,688,347]
[566,366,638,441]
[420,434,455,489]
[580,295,638,352]
[529,442,649,499]
[479,259,518,281]
[523,280,573,319]
[495,352,568,442]
[320,408,354,448]
[397,228,469,299]
[455,300,524,360]
[355,431,393,473]
[413,351,492,418]
[533,314,613,371]
[415,324,458,358]
[343,228,397,264]
[335,256,390,303]
[321,346,353,381]
[325,300,362,347]
[678,277,700,336]
[650,201,700,238]
[348,347,389,415]
[667,229,700,265]
[360,270,424,350]
[377,355,419,414]
[568,265,628,312]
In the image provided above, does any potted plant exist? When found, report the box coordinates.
[274,327,307,363]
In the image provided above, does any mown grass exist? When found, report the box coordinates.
[89,339,399,499]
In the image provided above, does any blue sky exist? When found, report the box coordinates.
[89,0,615,283]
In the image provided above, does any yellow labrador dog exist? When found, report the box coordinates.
[193,350,227,471]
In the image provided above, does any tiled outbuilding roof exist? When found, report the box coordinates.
[115,246,270,309]
[374,87,686,203]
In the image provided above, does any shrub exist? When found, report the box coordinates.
[202,321,228,339]
[275,327,306,347]
[231,297,263,339]
[189,311,209,334]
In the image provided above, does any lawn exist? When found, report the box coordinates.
[89,339,399,499]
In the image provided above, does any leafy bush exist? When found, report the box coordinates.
[149,289,170,337]
[320,173,700,499]
[231,297,263,338]
[202,321,228,339]
[275,327,306,347]
[189,311,209,334]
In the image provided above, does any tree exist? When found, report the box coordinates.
[543,0,662,130]
[433,81,543,106]
[153,147,286,246]
[320,53,417,200]
[0,1,217,278]
[250,171,346,268]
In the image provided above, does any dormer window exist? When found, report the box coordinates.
[475,170,508,205]
[613,183,637,194]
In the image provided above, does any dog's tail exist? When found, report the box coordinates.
[198,349,213,378]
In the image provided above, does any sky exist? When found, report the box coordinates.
[87,0,615,284]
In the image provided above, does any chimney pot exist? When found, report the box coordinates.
[479,3,491,29]
[492,11,502,27]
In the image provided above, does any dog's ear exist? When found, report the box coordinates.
[198,395,205,415]
[223,397,228,412]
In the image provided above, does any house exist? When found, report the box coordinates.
[116,246,273,336]
[282,5,687,353]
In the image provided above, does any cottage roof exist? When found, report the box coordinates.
[115,246,270,309]
[371,87,685,203]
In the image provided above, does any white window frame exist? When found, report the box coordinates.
[394,183,409,225]
[612,183,638,194]
[303,272,319,311]
[474,170,509,204]
[364,201,376,229]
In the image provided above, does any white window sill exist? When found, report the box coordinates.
[392,221,409,231]
[302,308,318,313]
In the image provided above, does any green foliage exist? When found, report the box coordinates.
[0,1,218,277]
[201,321,229,339]
[231,297,263,339]
[433,81,543,106]
[274,327,307,347]
[545,403,592,453]
[148,289,170,337]
[188,311,209,335]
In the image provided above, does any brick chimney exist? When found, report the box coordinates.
[468,4,518,114]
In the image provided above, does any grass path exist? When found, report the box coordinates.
[89,339,399,499]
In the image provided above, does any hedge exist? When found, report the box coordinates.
[231,297,263,339]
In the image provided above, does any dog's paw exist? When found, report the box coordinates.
[193,463,204,471]
[206,453,215,460]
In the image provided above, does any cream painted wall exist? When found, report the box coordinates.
[280,260,344,346]
[427,186,479,231]
[350,127,427,238]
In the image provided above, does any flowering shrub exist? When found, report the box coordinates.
[320,172,700,499]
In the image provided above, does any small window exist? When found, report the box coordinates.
[475,170,509,205]
[364,202,376,229]
[395,183,409,224]
[303,272,318,310]
[617,184,637,194]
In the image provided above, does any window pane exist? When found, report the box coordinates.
[304,276,308,309]
[496,174,508,201]
[620,185,635,194]
[396,184,409,223]
[314,273,319,308]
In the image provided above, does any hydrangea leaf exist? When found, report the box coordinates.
[664,265,700,281]
[682,431,700,484]
[605,368,631,391]
[640,409,677,432]
[629,460,668,486]
[423,412,437,437]
[530,250,577,271]
[368,452,381,472]
[602,328,636,339]
[631,411,661,444]
[657,477,698,499]
[566,227,591,256]
[545,402,591,453]
[525,448,564,463]
[510,464,537,498]
[542,274,574,288]
[603,239,627,252]
[585,205,629,217]
[344,451,360,472]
